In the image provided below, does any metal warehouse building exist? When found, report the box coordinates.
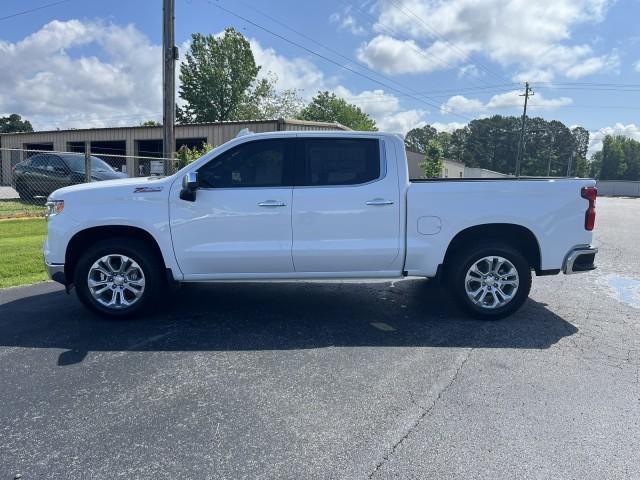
[0,119,349,185]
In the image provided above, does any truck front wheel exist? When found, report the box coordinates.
[73,238,164,318]
[447,242,532,320]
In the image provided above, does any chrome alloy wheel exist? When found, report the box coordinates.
[464,256,519,309]
[87,254,146,309]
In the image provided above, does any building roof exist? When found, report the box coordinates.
[0,118,350,137]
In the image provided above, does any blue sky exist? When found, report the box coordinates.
[2,0,640,153]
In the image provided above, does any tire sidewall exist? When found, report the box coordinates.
[16,181,33,200]
[74,239,162,318]
[449,243,532,320]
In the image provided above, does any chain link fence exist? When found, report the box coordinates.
[0,148,180,219]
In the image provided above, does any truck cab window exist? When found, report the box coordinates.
[198,139,293,188]
[298,138,380,186]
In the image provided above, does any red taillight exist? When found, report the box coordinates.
[581,186,597,231]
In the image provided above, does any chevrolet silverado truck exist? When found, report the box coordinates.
[43,131,598,319]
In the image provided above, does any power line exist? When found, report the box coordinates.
[382,0,513,85]
[0,0,71,22]
[210,2,476,122]
[339,0,505,89]
[218,0,432,101]
[534,82,640,87]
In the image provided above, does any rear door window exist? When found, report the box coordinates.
[297,138,381,186]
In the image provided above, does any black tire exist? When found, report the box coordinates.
[16,182,34,201]
[446,241,532,320]
[73,237,164,319]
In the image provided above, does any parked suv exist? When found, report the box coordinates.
[12,152,126,200]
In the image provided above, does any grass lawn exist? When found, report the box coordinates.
[0,218,48,288]
[0,199,46,219]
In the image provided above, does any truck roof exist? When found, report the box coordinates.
[237,130,398,140]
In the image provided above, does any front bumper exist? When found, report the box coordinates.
[46,262,67,285]
[563,247,598,274]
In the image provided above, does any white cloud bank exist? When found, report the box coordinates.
[588,123,640,156]
[0,20,163,130]
[440,90,572,114]
[356,0,618,81]
[0,19,427,133]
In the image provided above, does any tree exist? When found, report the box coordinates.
[236,74,304,120]
[589,151,603,178]
[176,142,215,170]
[178,28,261,123]
[419,140,444,178]
[0,114,33,133]
[621,137,640,180]
[600,135,627,180]
[298,91,377,131]
[140,120,161,126]
[571,126,590,177]
[405,125,437,153]
[408,116,590,176]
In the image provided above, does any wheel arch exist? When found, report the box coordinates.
[65,225,167,283]
[442,223,542,274]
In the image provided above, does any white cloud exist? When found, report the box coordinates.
[0,19,162,130]
[588,123,640,156]
[357,35,470,74]
[633,59,640,73]
[249,39,326,98]
[358,0,616,80]
[432,121,466,132]
[0,21,332,129]
[512,69,555,83]
[440,90,572,114]
[333,86,426,133]
[330,11,366,35]
[377,109,426,133]
[440,95,484,114]
[565,52,620,78]
[457,64,480,79]
[487,90,573,109]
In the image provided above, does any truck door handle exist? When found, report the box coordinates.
[258,200,286,207]
[366,198,394,206]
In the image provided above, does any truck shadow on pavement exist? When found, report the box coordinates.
[0,279,577,366]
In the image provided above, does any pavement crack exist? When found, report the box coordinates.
[367,348,473,479]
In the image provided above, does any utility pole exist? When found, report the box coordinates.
[162,0,177,173]
[515,82,533,178]
[567,151,575,177]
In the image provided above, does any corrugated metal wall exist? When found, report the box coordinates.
[596,180,640,197]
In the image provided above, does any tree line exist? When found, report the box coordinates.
[406,120,640,179]
[406,117,592,178]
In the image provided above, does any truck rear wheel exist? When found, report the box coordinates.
[447,242,532,320]
[73,237,163,318]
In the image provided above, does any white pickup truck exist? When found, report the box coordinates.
[43,131,598,319]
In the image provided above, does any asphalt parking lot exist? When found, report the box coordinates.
[1,197,639,479]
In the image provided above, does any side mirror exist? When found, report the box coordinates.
[180,172,199,201]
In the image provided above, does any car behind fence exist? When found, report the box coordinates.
[0,147,179,218]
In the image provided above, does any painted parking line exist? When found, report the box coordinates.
[370,322,396,331]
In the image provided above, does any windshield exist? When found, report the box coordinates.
[64,155,115,172]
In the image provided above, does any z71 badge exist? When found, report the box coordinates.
[134,186,164,193]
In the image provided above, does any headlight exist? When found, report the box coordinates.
[46,200,65,217]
